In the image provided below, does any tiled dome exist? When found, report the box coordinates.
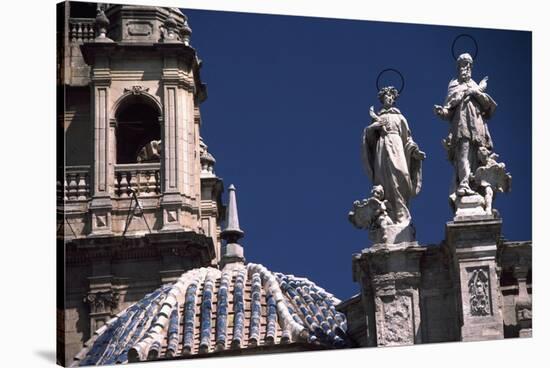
[72,263,348,366]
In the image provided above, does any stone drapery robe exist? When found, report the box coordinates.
[362,107,423,225]
[439,78,497,191]
[441,79,497,150]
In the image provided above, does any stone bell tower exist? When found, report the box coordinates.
[80,4,206,235]
[58,3,225,364]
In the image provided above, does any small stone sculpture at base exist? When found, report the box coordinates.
[348,185,394,232]
[472,147,512,215]
[349,185,416,245]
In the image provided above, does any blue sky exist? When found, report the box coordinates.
[186,9,532,299]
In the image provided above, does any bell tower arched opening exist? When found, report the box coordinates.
[115,95,161,164]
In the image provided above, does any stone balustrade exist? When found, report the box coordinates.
[69,18,95,43]
[63,166,91,201]
[115,163,160,198]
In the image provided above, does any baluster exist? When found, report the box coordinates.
[87,23,94,41]
[115,172,121,197]
[155,170,160,194]
[85,173,90,198]
[68,173,78,200]
[119,172,129,198]
[129,170,138,196]
[136,170,145,196]
[77,173,87,200]
[70,23,76,42]
[147,170,157,196]
[77,23,83,42]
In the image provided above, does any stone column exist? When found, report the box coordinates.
[89,53,114,236]
[353,243,425,346]
[446,218,504,341]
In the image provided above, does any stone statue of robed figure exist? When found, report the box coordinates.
[350,86,425,245]
[434,53,511,218]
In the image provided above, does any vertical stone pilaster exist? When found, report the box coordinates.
[160,55,184,231]
[353,243,425,346]
[89,54,114,236]
[446,218,504,341]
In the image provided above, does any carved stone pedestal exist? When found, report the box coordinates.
[353,242,425,346]
[446,218,504,341]
[369,223,416,245]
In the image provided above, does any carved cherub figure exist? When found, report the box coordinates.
[472,147,512,215]
[370,185,394,228]
[348,185,394,230]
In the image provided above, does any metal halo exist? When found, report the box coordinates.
[451,34,479,60]
[376,68,405,94]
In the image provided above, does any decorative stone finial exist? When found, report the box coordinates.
[199,137,216,177]
[94,8,113,43]
[181,17,192,46]
[161,11,181,43]
[220,185,245,267]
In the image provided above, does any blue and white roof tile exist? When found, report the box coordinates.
[72,263,349,366]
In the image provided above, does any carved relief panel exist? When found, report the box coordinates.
[375,294,414,346]
[467,267,491,317]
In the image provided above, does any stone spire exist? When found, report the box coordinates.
[220,184,245,267]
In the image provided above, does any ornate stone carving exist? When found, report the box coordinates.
[467,268,490,316]
[84,291,120,314]
[124,85,150,95]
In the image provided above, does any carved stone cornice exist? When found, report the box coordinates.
[66,231,215,266]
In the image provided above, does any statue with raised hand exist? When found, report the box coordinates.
[434,53,497,198]
[362,86,425,226]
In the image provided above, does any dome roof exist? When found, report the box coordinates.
[72,263,349,366]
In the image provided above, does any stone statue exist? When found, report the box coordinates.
[350,86,425,246]
[434,53,510,218]
[361,86,425,226]
[137,140,162,163]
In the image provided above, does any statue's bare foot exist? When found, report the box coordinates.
[456,186,476,196]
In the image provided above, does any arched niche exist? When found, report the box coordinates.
[113,92,162,164]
